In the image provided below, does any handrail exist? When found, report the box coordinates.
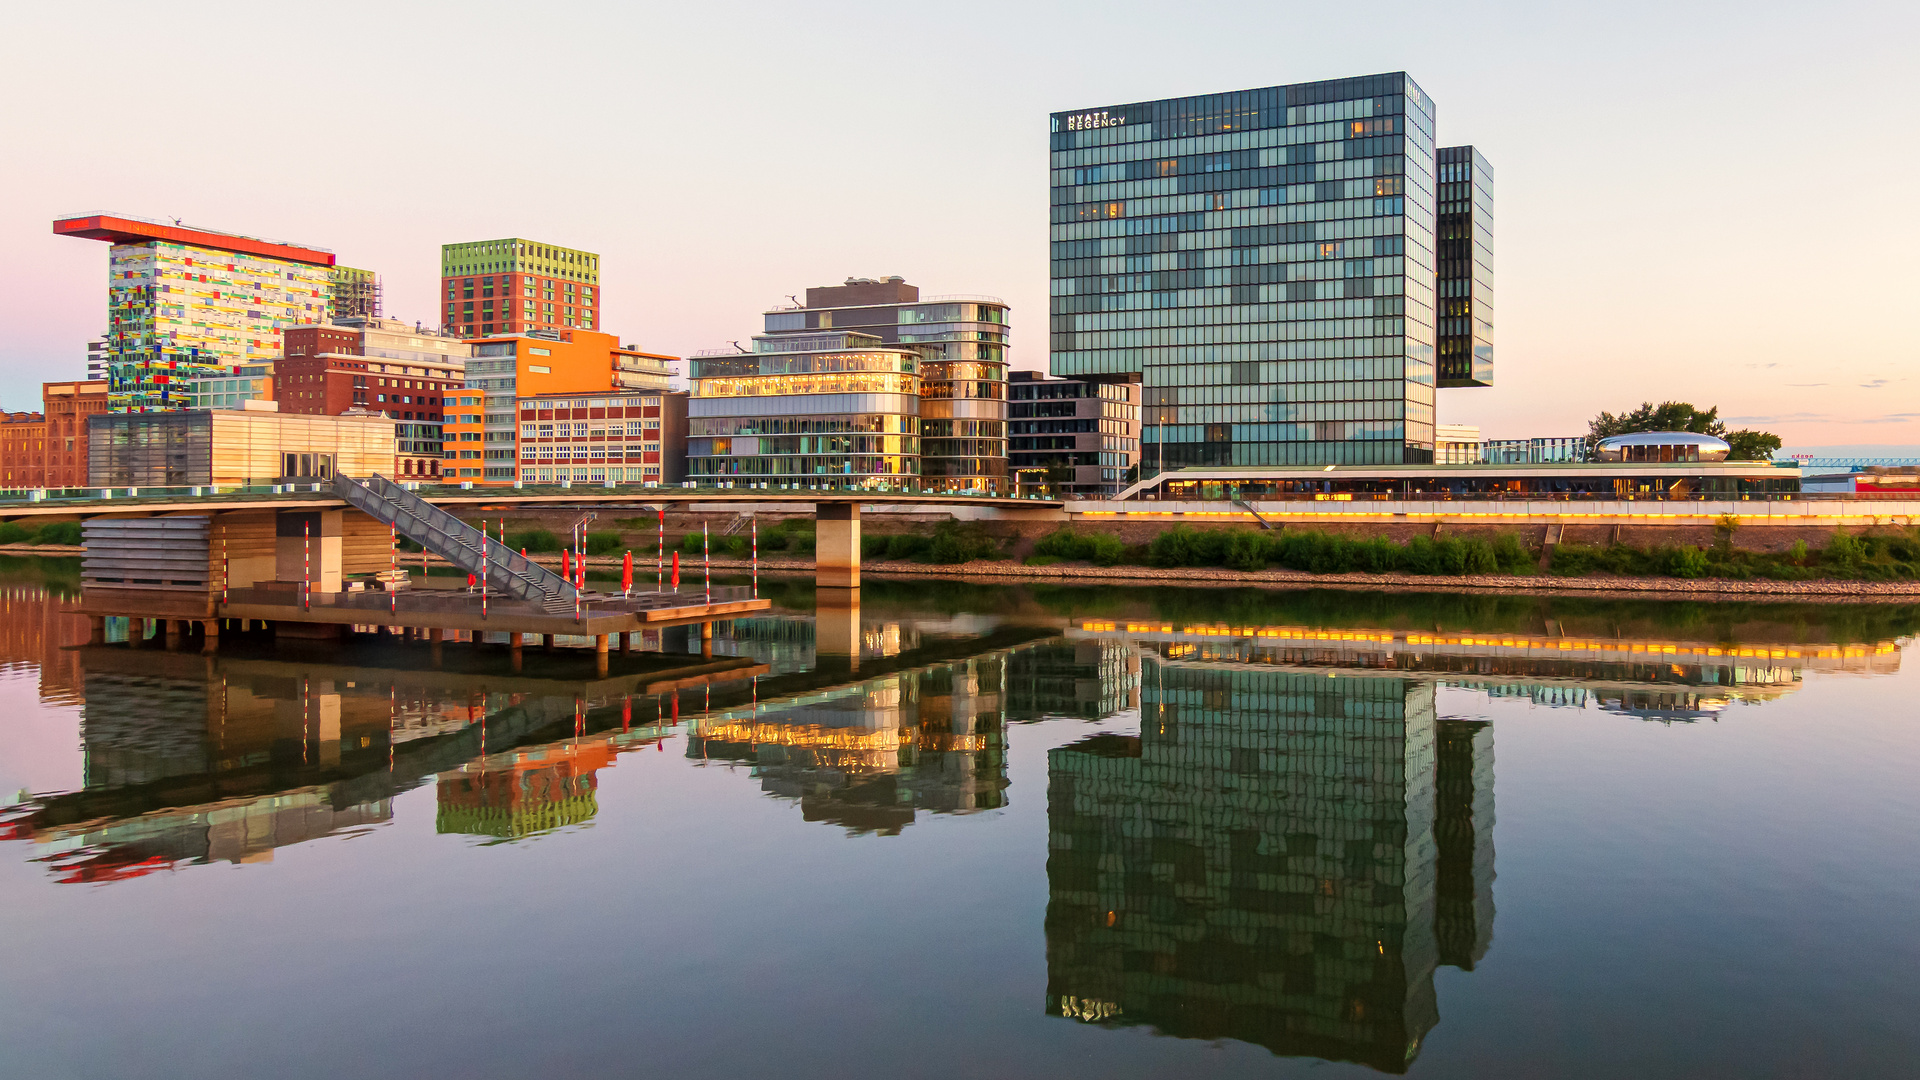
[334,472,579,608]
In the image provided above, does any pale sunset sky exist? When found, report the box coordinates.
[1,0,1913,447]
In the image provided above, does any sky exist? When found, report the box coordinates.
[1,0,1914,446]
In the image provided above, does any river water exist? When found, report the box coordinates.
[1,558,1917,1079]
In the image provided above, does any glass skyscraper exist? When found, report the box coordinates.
[1048,72,1492,469]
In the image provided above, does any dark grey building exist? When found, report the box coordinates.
[1436,146,1494,388]
[1048,72,1493,471]
[1007,371,1140,497]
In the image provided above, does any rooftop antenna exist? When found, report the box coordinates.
[729,340,747,353]
[786,295,800,306]
[171,216,182,225]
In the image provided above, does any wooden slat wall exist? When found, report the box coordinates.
[209,510,277,591]
[341,510,397,575]
[207,412,395,485]
[83,517,210,595]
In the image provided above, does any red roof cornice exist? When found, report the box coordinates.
[53,215,336,266]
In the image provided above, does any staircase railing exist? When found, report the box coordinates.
[333,473,578,608]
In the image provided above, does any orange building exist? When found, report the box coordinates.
[442,329,675,483]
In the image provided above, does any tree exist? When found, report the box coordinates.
[1587,401,1781,460]
[1724,429,1783,461]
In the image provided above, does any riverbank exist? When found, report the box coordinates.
[14,544,1917,599]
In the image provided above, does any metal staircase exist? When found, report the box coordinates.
[333,473,579,613]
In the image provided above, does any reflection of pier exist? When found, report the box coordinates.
[1046,664,1494,1072]
[2,645,762,882]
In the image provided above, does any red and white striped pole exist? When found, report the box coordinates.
[703,521,710,605]
[751,516,758,598]
[389,522,397,616]
[303,521,310,612]
[656,507,664,592]
[481,531,489,621]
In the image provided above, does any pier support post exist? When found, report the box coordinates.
[700,621,714,659]
[594,633,610,678]
[163,619,183,651]
[619,632,631,656]
[89,616,106,646]
[815,503,860,588]
[510,634,524,673]
[542,634,554,652]
[200,619,219,655]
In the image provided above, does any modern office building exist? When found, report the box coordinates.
[1434,423,1480,464]
[760,277,1011,493]
[687,330,923,491]
[85,337,109,382]
[514,390,687,485]
[1045,662,1495,1069]
[1007,371,1141,497]
[1048,73,1492,470]
[279,318,471,479]
[443,328,676,483]
[328,265,381,320]
[54,214,335,411]
[440,238,599,339]
[1436,146,1494,388]
[184,364,275,411]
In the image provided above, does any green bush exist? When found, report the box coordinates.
[32,521,82,546]
[1668,546,1710,579]
[506,528,562,553]
[584,531,625,556]
[0,522,28,545]
[926,522,996,564]
[886,533,930,560]
[1787,539,1809,564]
[1033,527,1127,566]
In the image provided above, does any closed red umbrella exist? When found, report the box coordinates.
[562,548,571,579]
[671,550,680,591]
[622,550,633,595]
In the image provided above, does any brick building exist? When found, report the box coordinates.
[1,412,46,489]
[278,318,470,479]
[441,238,599,339]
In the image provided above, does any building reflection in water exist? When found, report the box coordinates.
[1046,666,1486,1073]
[687,654,1013,835]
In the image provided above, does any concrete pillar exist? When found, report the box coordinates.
[510,633,524,673]
[163,619,183,651]
[815,588,860,668]
[594,634,610,679]
[619,632,631,655]
[699,620,714,659]
[542,634,554,652]
[595,633,610,656]
[200,619,219,655]
[89,616,106,646]
[816,502,860,588]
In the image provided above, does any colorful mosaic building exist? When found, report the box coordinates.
[54,214,336,412]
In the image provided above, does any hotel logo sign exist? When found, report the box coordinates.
[1061,111,1125,132]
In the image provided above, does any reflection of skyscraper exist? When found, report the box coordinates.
[1006,640,1140,722]
[1046,665,1494,1073]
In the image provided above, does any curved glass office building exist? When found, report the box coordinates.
[686,331,922,490]
[1049,72,1492,470]
[763,278,1010,494]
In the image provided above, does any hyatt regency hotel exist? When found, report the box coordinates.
[1049,71,1493,468]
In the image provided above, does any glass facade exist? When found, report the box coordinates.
[687,331,923,490]
[762,279,1011,494]
[1436,146,1494,387]
[1050,72,1481,470]
[1007,372,1141,497]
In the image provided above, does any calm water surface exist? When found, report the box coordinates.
[1,558,1917,1079]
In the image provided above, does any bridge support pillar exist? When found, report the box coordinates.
[816,503,860,588]
[200,620,219,655]
[815,588,860,668]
